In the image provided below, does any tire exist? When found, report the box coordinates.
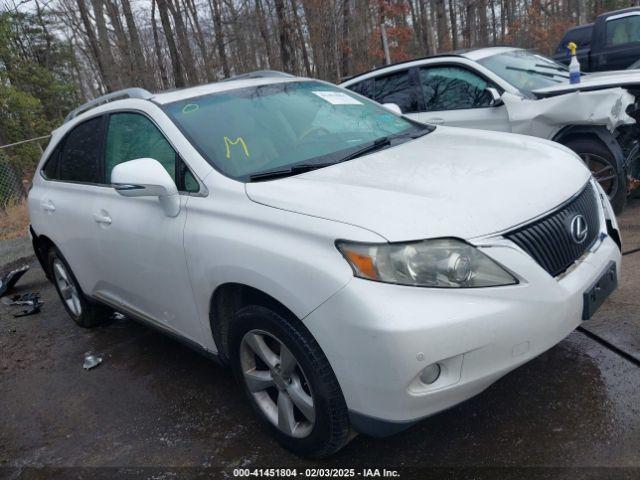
[229,305,351,458]
[47,247,110,328]
[563,136,627,214]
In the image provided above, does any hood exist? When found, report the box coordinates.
[533,71,640,97]
[245,127,591,242]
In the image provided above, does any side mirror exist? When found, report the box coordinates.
[111,158,180,217]
[486,87,503,107]
[382,103,403,115]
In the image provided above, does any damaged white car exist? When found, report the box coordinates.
[341,47,640,213]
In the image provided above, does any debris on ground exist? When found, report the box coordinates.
[83,353,103,370]
[0,264,30,297]
[1,292,43,317]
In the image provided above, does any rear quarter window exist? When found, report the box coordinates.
[41,143,62,180]
[373,70,420,113]
[346,79,375,99]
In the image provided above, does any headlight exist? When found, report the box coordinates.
[336,238,518,288]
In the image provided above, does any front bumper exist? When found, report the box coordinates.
[303,233,621,436]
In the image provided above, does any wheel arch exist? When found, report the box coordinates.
[209,282,300,365]
[552,125,625,168]
[30,227,56,281]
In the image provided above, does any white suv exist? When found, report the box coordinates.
[29,73,622,457]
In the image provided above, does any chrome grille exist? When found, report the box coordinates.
[504,183,600,277]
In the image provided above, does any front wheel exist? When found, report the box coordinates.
[229,305,351,458]
[564,137,627,214]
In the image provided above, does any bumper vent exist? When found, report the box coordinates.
[504,183,600,277]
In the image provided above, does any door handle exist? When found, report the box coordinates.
[41,200,56,212]
[93,213,112,225]
[425,117,445,125]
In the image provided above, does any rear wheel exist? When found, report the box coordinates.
[229,305,351,458]
[48,247,110,328]
[564,136,627,213]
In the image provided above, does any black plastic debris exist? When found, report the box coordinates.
[0,264,30,297]
[3,292,44,317]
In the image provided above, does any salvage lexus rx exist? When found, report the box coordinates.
[28,73,622,457]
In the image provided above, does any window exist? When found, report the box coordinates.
[42,144,62,180]
[346,79,375,99]
[163,81,418,181]
[373,71,420,113]
[478,50,569,96]
[556,26,592,54]
[606,14,640,46]
[58,117,104,184]
[105,112,198,192]
[418,66,493,111]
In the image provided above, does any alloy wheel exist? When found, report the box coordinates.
[52,259,82,316]
[240,329,316,438]
[579,152,619,200]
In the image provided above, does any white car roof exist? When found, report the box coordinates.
[152,76,308,105]
[460,47,522,61]
[340,47,524,87]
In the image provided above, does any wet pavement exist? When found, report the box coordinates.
[1,202,639,478]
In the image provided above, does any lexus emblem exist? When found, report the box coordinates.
[570,215,588,244]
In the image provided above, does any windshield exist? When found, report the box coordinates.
[478,50,570,96]
[163,81,422,181]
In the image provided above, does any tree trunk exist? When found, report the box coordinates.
[166,0,198,85]
[255,0,276,69]
[185,0,215,81]
[274,0,294,73]
[151,0,169,89]
[210,0,230,77]
[121,0,153,89]
[448,0,458,50]
[290,0,312,75]
[156,0,186,87]
[76,0,116,91]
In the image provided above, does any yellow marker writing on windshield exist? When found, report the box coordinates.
[224,136,250,159]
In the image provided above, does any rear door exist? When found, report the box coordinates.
[32,116,107,293]
[90,110,204,342]
[409,65,511,131]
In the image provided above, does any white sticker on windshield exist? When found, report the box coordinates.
[312,91,363,105]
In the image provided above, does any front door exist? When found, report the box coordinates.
[408,65,511,132]
[91,111,204,342]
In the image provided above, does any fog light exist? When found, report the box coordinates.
[419,363,441,385]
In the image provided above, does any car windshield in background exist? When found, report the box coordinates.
[478,50,570,96]
[163,81,425,181]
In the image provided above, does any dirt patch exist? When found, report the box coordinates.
[0,198,29,241]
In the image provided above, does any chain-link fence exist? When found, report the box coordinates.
[0,159,26,209]
[0,135,50,211]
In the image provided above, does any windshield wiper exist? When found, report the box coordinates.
[505,66,567,80]
[534,63,569,73]
[249,163,333,182]
[249,128,429,182]
[337,136,392,163]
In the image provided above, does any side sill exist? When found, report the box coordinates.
[93,293,224,366]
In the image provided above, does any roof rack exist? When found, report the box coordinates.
[221,70,294,82]
[64,87,153,123]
